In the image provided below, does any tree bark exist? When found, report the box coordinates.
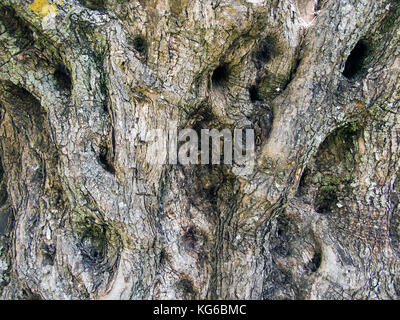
[0,0,400,299]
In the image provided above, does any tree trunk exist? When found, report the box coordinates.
[0,0,400,300]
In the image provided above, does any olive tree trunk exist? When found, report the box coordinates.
[0,0,400,300]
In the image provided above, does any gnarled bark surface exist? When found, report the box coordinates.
[0,0,399,299]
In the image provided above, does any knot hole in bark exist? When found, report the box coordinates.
[253,35,280,67]
[54,63,72,91]
[41,242,56,266]
[313,123,361,214]
[130,35,148,55]
[75,217,121,264]
[249,35,295,102]
[343,40,370,79]
[176,278,196,299]
[249,85,260,103]
[182,226,197,250]
[306,248,322,273]
[212,63,230,88]
[98,136,116,174]
[81,224,107,263]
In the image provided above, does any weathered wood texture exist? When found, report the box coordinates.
[0,0,399,299]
